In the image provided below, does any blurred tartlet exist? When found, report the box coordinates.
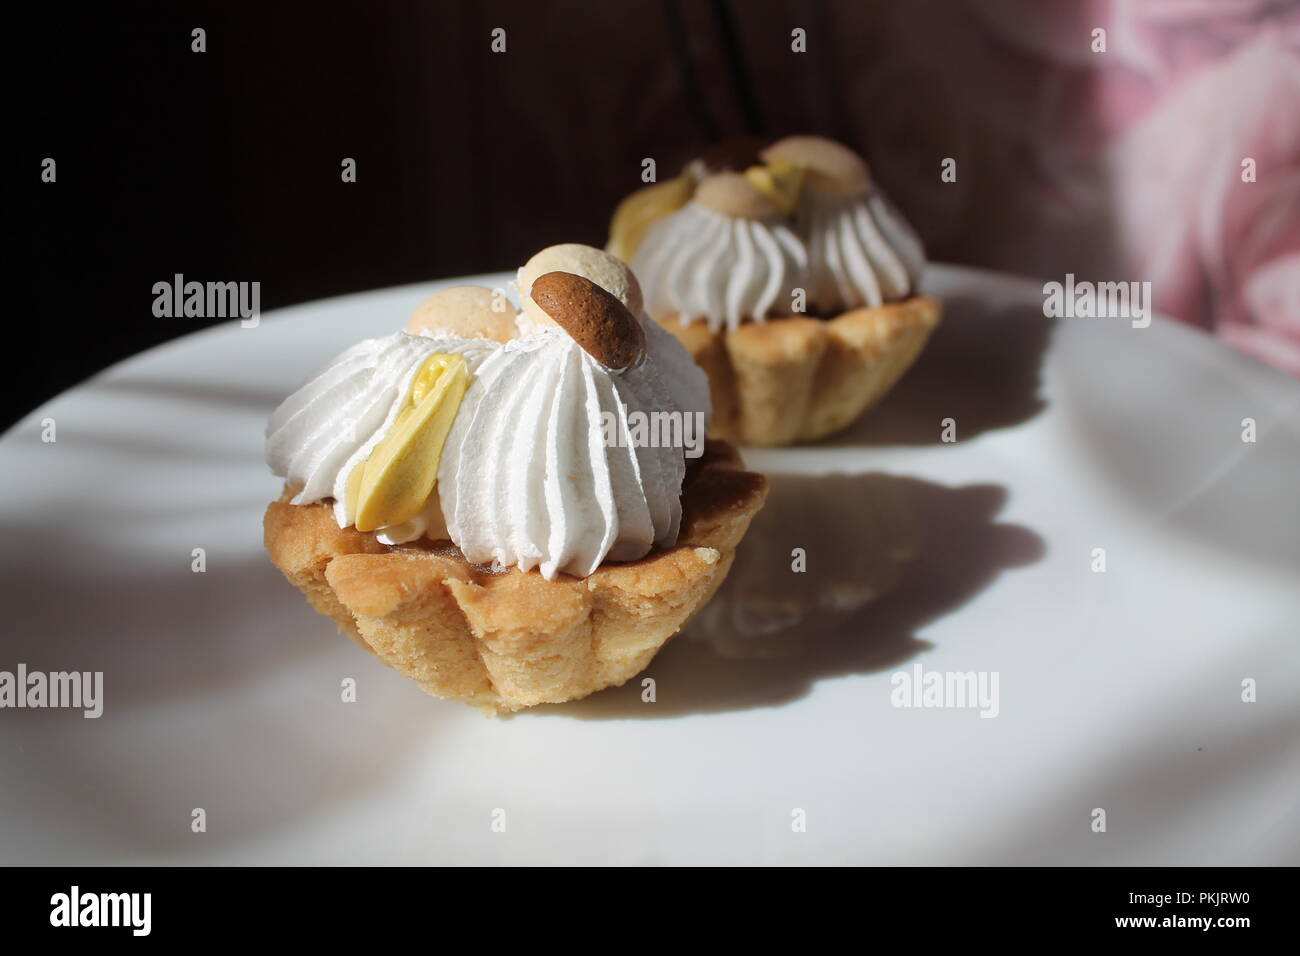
[608,135,941,445]
[264,245,767,712]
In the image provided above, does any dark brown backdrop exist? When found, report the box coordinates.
[19,0,1127,430]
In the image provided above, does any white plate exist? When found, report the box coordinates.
[1,265,1297,866]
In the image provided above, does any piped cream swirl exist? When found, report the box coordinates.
[621,136,928,329]
[799,184,925,314]
[632,202,806,332]
[439,320,709,580]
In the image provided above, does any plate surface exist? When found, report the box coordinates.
[2,265,1297,865]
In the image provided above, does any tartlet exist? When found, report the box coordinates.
[608,134,941,445]
[266,440,762,711]
[263,244,767,711]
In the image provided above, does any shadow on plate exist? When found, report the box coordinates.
[0,520,440,862]
[825,295,1054,447]
[94,376,288,414]
[532,471,1044,719]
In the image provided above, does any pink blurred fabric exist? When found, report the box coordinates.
[994,0,1300,374]
[803,0,1300,375]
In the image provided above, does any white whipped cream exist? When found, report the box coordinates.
[799,185,925,314]
[630,184,925,329]
[265,331,497,532]
[632,201,807,332]
[439,320,710,580]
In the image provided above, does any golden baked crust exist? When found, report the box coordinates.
[264,440,767,712]
[660,296,941,445]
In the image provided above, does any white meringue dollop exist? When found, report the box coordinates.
[265,330,497,534]
[800,185,925,314]
[439,321,710,580]
[632,201,806,332]
[630,184,925,330]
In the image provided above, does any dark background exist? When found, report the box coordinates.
[18,0,1112,432]
[24,0,1281,431]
